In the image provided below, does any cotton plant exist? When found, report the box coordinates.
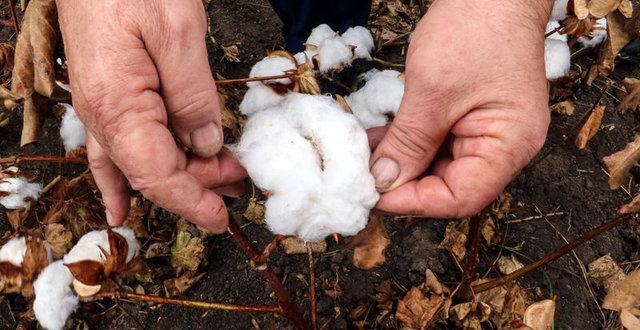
[0,236,52,297]
[345,69,405,128]
[34,227,140,330]
[0,167,42,209]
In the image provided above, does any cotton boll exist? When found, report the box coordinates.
[306,24,336,47]
[239,84,286,116]
[346,69,405,128]
[341,26,375,60]
[317,37,353,72]
[294,50,318,65]
[0,237,26,266]
[247,56,297,88]
[546,20,567,42]
[550,0,569,20]
[59,103,86,152]
[544,39,571,80]
[578,18,608,48]
[63,227,139,264]
[0,177,42,209]
[34,260,79,330]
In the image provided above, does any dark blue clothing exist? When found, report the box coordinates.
[267,0,372,53]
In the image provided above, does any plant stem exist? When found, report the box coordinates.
[473,213,634,294]
[87,292,283,314]
[307,243,317,330]
[456,213,487,302]
[255,235,285,265]
[7,0,19,34]
[216,73,296,86]
[0,155,88,165]
[227,219,309,329]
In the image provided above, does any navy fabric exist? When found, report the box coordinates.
[267,0,372,53]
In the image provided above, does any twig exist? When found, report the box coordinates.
[544,24,563,38]
[227,219,309,329]
[86,292,283,314]
[255,235,285,265]
[473,213,635,294]
[7,0,19,34]
[216,73,297,86]
[307,243,317,330]
[0,155,88,165]
[505,211,565,224]
[372,57,405,68]
[456,212,487,302]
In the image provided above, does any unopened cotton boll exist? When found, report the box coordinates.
[59,103,86,152]
[551,0,569,20]
[0,237,26,266]
[306,24,336,47]
[0,177,42,209]
[34,260,79,330]
[341,26,375,60]
[237,93,379,242]
[546,20,567,42]
[63,227,139,264]
[544,39,571,80]
[578,18,608,48]
[239,83,286,116]
[346,69,405,128]
[317,37,353,72]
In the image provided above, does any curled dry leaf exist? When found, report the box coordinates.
[281,237,326,254]
[597,11,636,76]
[396,287,444,330]
[603,268,640,311]
[497,255,524,275]
[587,254,626,292]
[123,197,149,238]
[170,230,204,272]
[603,133,640,189]
[164,272,205,297]
[439,218,468,261]
[550,100,576,115]
[522,299,556,330]
[574,104,605,149]
[618,77,640,113]
[347,215,390,270]
[44,223,73,259]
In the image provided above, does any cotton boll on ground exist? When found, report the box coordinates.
[0,237,26,266]
[550,0,569,20]
[63,227,139,264]
[34,260,79,330]
[237,93,378,242]
[544,39,571,80]
[341,26,375,60]
[305,23,335,48]
[59,103,86,152]
[0,176,42,209]
[346,69,405,128]
[317,37,353,72]
[578,18,608,48]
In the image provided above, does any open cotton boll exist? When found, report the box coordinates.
[0,237,27,266]
[0,177,42,209]
[578,18,608,48]
[294,50,318,66]
[546,20,567,42]
[237,93,378,242]
[306,24,336,47]
[317,37,353,72]
[341,26,375,60]
[63,227,139,264]
[550,0,569,20]
[544,39,571,80]
[239,83,286,116]
[34,260,79,330]
[59,103,86,152]
[247,56,297,87]
[346,69,405,128]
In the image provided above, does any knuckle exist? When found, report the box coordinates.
[385,120,437,161]
[165,13,205,40]
[170,89,218,124]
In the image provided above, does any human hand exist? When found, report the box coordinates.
[56,0,246,232]
[369,0,552,218]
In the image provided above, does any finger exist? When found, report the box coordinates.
[185,147,247,188]
[86,132,130,226]
[142,1,223,158]
[213,181,245,198]
[366,126,388,150]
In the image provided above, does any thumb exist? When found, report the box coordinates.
[370,97,454,192]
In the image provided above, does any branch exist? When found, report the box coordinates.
[216,73,297,86]
[0,155,88,165]
[307,243,317,330]
[457,212,487,301]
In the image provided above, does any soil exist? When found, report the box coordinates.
[1,0,640,329]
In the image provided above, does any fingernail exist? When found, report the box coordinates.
[371,157,400,191]
[190,123,221,157]
[105,210,115,226]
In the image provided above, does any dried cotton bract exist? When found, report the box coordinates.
[578,18,608,48]
[0,176,42,209]
[346,69,405,128]
[59,103,87,153]
[237,93,379,242]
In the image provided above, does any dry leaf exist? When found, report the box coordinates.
[123,197,148,238]
[439,218,468,260]
[619,78,640,113]
[574,104,605,149]
[424,269,448,296]
[322,278,342,299]
[145,242,170,259]
[497,255,524,275]
[589,0,625,18]
[170,231,204,271]
[243,198,265,225]
[550,100,575,115]
[396,287,444,329]
[449,302,491,330]
[522,299,556,330]
[598,11,635,76]
[0,43,14,78]
[617,0,634,18]
[222,44,240,62]
[44,223,73,259]
[281,237,326,254]
[164,272,205,297]
[348,215,390,270]
[218,91,241,140]
[603,134,640,189]
[620,309,640,329]
[587,254,626,292]
[619,193,640,214]
[603,268,640,311]
[573,0,590,19]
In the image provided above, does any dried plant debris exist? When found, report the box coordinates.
[572,0,634,19]
[170,230,205,272]
[587,254,626,292]
[497,255,524,275]
[574,104,605,149]
[347,215,390,270]
[0,42,14,79]
[521,298,556,330]
[603,134,640,188]
[618,77,640,113]
[396,286,445,329]
[0,235,51,298]
[550,100,575,115]
[281,237,326,254]
[369,0,421,47]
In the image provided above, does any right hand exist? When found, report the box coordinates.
[56,0,246,232]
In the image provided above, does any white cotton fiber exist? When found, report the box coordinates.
[59,103,86,152]
[341,26,375,60]
[317,37,353,72]
[63,227,139,264]
[578,18,608,48]
[551,0,569,20]
[0,237,26,266]
[248,56,297,87]
[294,50,318,66]
[544,38,571,80]
[0,177,42,209]
[239,83,286,116]
[346,69,405,128]
[306,24,336,47]
[546,20,567,42]
[237,93,379,242]
[34,260,79,330]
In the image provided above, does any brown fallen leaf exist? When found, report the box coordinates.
[597,11,636,77]
[522,298,556,330]
[164,272,205,297]
[170,230,204,272]
[618,77,640,113]
[589,0,630,18]
[587,254,626,292]
[218,91,241,140]
[603,134,640,189]
[123,197,149,238]
[574,104,605,149]
[620,309,640,329]
[603,268,640,311]
[439,218,469,260]
[44,223,73,259]
[619,193,640,214]
[222,44,240,62]
[144,242,170,259]
[572,0,590,19]
[0,42,14,78]
[396,287,444,329]
[243,197,265,225]
[347,214,390,270]
[497,255,524,275]
[449,301,491,330]
[281,237,326,254]
[550,100,575,115]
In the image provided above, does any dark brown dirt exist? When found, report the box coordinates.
[1,0,640,329]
